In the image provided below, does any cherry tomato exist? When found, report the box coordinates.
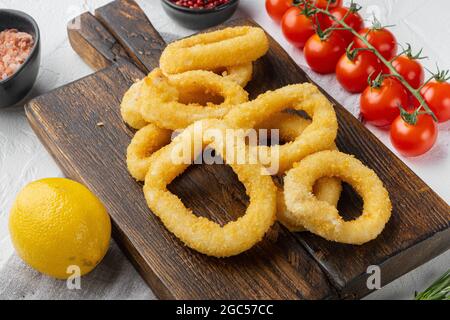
[336,51,383,93]
[391,55,424,89]
[304,32,347,74]
[266,0,292,23]
[314,13,332,31]
[312,0,342,9]
[418,81,450,123]
[354,27,398,60]
[312,0,343,30]
[360,77,409,127]
[281,7,316,49]
[390,114,438,157]
[328,6,364,45]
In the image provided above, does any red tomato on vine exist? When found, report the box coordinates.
[266,0,292,23]
[312,0,342,9]
[311,0,343,30]
[411,69,450,123]
[390,114,438,157]
[336,50,383,93]
[304,32,347,74]
[419,80,450,123]
[360,76,409,127]
[328,5,364,45]
[391,45,425,90]
[281,6,316,49]
[391,56,424,90]
[354,25,398,61]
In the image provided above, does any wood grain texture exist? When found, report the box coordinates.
[95,0,166,72]
[27,0,450,299]
[26,62,336,300]
[67,12,129,71]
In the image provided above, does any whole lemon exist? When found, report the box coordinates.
[9,178,111,279]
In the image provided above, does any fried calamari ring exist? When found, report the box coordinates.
[120,79,148,130]
[127,124,173,181]
[139,69,249,130]
[276,177,342,232]
[284,151,392,245]
[256,113,342,232]
[256,112,312,143]
[160,26,269,75]
[218,63,253,88]
[143,119,277,257]
[120,68,250,130]
[224,83,338,174]
[163,63,253,88]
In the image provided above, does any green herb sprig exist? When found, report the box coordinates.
[415,269,450,300]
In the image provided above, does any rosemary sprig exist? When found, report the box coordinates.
[415,269,450,300]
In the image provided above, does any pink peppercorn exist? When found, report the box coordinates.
[172,0,230,9]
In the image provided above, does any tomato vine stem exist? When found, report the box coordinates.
[302,1,438,123]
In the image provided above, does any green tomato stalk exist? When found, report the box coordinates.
[300,0,439,124]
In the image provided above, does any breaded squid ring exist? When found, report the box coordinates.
[224,83,339,174]
[120,79,148,130]
[139,69,249,130]
[120,67,251,130]
[256,112,312,143]
[256,113,342,232]
[160,26,269,75]
[143,119,277,257]
[124,113,341,231]
[127,124,173,181]
[218,63,253,88]
[284,151,392,245]
[163,63,253,88]
[276,177,342,232]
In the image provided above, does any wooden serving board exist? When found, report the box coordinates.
[25,0,449,299]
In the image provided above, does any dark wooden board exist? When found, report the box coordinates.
[67,11,130,70]
[26,0,449,300]
[95,0,166,71]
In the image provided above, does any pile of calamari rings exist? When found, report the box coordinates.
[120,26,392,257]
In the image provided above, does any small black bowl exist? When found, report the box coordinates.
[161,0,239,30]
[0,9,41,108]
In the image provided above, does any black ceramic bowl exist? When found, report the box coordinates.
[161,0,239,30]
[0,9,41,108]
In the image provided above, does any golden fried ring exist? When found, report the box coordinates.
[120,79,148,130]
[120,67,251,130]
[139,69,249,130]
[127,124,173,181]
[276,177,342,232]
[143,119,277,257]
[256,113,342,232]
[219,63,253,88]
[256,112,312,143]
[160,26,269,75]
[163,63,253,88]
[225,83,338,174]
[284,151,392,245]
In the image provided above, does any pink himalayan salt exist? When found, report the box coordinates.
[0,29,34,81]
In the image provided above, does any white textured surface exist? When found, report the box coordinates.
[0,0,448,300]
